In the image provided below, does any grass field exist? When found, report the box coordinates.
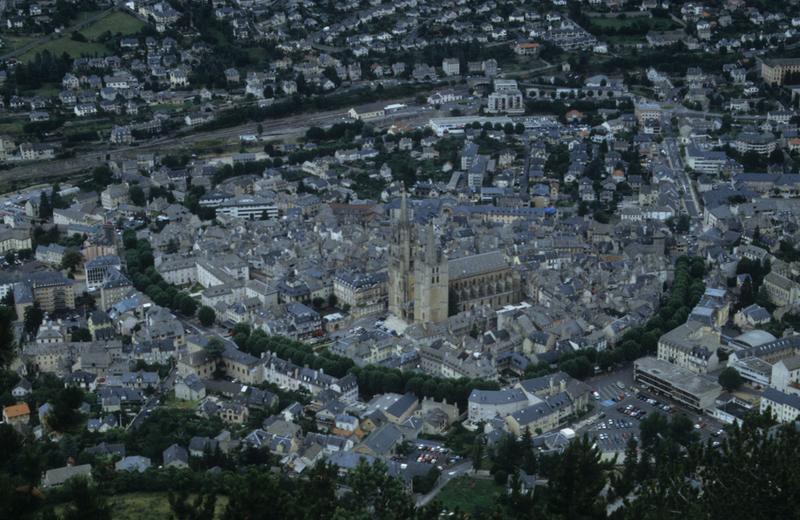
[81,11,145,40]
[1,35,37,53]
[20,37,108,62]
[32,85,61,97]
[163,397,199,410]
[588,15,677,31]
[57,493,228,519]
[0,120,26,135]
[437,477,504,516]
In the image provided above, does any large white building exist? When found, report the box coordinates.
[634,357,721,412]
[760,387,800,423]
[156,256,198,286]
[216,196,278,219]
[428,116,513,136]
[0,228,32,253]
[467,388,529,424]
[657,322,720,374]
[487,79,524,114]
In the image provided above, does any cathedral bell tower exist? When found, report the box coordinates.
[388,192,415,321]
[413,222,449,324]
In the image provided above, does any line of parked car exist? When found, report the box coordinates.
[617,403,648,420]
[636,392,674,413]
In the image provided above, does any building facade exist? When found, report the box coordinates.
[388,195,519,324]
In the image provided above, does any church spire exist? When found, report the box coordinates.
[399,190,409,225]
[425,221,437,263]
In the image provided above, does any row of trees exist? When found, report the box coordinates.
[735,256,772,311]
[122,232,198,317]
[228,325,500,411]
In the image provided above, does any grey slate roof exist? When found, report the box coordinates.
[448,250,508,280]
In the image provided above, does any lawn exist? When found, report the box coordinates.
[0,120,25,135]
[81,11,145,40]
[1,35,37,53]
[56,493,228,520]
[436,477,504,516]
[588,15,678,31]
[20,37,109,62]
[32,85,61,97]
[164,396,199,410]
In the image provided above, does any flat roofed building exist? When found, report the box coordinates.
[634,356,721,412]
[216,195,278,219]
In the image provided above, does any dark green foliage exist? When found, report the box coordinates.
[412,467,441,494]
[60,250,83,273]
[490,431,537,478]
[46,386,84,433]
[23,303,44,337]
[197,306,216,327]
[0,307,15,369]
[58,477,110,520]
[169,491,217,520]
[718,367,743,392]
[124,236,197,316]
[128,185,146,207]
[126,408,225,461]
[69,328,92,342]
[545,435,609,519]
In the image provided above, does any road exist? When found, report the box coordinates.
[415,461,473,507]
[127,395,158,431]
[1,5,121,60]
[664,137,701,218]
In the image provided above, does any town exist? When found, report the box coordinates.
[1,0,800,518]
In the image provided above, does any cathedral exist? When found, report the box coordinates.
[388,195,520,324]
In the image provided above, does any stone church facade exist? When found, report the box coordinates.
[388,195,520,324]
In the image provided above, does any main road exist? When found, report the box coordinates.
[664,137,701,218]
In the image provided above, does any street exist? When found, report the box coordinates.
[664,137,701,218]
[415,461,473,508]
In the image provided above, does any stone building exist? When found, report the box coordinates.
[388,195,520,324]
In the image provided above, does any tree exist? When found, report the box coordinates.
[412,466,441,494]
[718,366,743,392]
[471,432,485,471]
[178,295,198,317]
[61,249,83,273]
[70,328,92,342]
[614,437,639,497]
[545,435,608,519]
[39,191,52,219]
[0,306,15,369]
[198,306,216,327]
[519,427,537,475]
[342,459,415,519]
[205,337,225,359]
[23,303,44,337]
[129,185,146,206]
[59,477,111,520]
[169,491,217,520]
[47,386,84,432]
